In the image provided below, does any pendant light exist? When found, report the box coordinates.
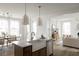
[38,6,42,26]
[23,3,29,25]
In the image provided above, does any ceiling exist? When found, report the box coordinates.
[0,3,79,18]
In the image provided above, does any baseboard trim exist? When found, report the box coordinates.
[63,45,79,49]
[49,53,53,56]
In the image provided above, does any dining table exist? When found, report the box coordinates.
[4,37,11,46]
[0,35,18,47]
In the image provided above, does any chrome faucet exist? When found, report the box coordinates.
[31,32,35,40]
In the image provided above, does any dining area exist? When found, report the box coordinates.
[0,32,19,48]
[0,32,20,56]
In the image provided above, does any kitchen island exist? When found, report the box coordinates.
[12,41,32,56]
[29,40,47,56]
[13,39,53,56]
[13,40,47,56]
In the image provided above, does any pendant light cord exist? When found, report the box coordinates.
[25,0,26,15]
[38,6,41,17]
[25,3,26,14]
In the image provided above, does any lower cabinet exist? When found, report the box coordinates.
[32,47,47,56]
[23,46,32,56]
[14,44,32,56]
[46,40,53,56]
[14,44,47,56]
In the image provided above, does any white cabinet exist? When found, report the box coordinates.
[29,40,46,52]
[46,39,53,56]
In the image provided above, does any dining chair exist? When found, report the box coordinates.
[0,38,4,48]
[8,35,17,44]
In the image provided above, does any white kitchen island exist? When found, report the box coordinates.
[13,39,53,56]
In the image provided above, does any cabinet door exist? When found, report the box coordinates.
[32,51,39,56]
[32,47,47,56]
[23,46,32,56]
[39,47,47,56]
[47,40,53,55]
[14,45,23,56]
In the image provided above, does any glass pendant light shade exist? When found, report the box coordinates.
[38,17,42,26]
[38,6,42,26]
[23,3,29,25]
[23,14,29,25]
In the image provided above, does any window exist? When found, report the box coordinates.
[0,19,8,34]
[26,22,37,41]
[33,22,37,34]
[32,22,37,40]
[27,25,30,33]
[10,20,19,36]
[26,24,30,41]
[0,18,20,36]
[62,22,71,35]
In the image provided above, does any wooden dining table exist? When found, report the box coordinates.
[0,35,18,47]
[4,37,11,46]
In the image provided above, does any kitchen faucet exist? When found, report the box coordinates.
[31,32,35,41]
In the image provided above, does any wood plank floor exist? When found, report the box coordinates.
[0,45,14,56]
[0,40,79,56]
[53,40,79,56]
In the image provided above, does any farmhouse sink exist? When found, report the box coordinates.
[28,39,46,52]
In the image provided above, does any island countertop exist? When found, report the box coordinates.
[28,39,46,52]
[13,40,47,52]
[12,41,32,47]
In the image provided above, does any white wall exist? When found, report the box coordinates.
[50,13,79,39]
[60,18,79,38]
[70,18,79,37]
[36,16,51,39]
[20,15,51,41]
[20,12,79,40]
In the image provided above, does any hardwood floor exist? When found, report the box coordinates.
[0,45,14,56]
[0,44,47,56]
[0,40,79,56]
[53,40,79,56]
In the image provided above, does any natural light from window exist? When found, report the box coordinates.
[62,22,71,35]
[0,18,20,36]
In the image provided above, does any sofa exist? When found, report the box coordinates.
[63,37,79,48]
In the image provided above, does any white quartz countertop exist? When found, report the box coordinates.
[13,40,47,52]
[45,39,52,41]
[12,41,32,47]
[28,39,46,52]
